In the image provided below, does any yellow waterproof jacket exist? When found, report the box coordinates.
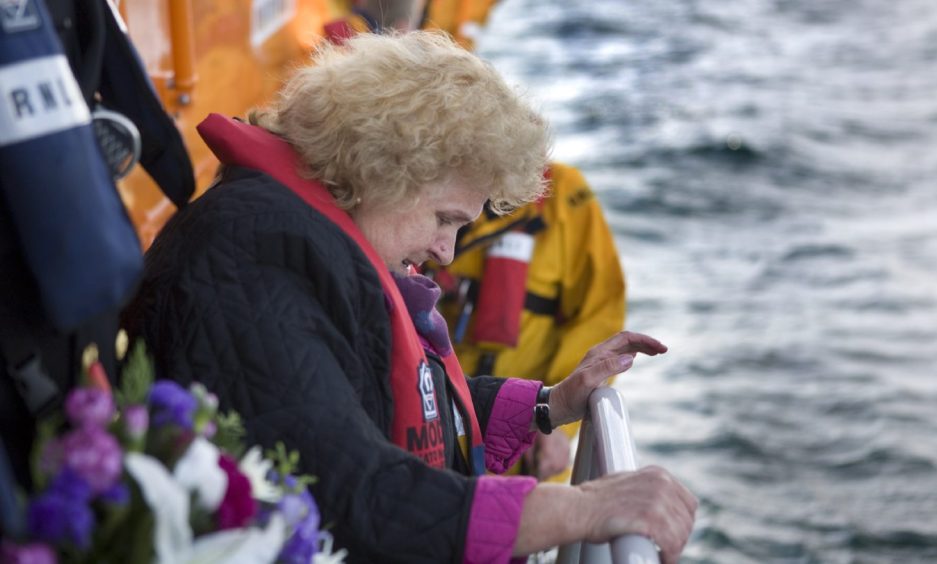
[422,0,501,50]
[432,162,627,458]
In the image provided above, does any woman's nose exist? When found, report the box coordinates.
[430,236,455,265]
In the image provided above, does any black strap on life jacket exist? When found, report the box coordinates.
[49,0,195,206]
[453,213,546,258]
[0,437,24,538]
[95,2,194,207]
[47,0,105,106]
[0,338,58,419]
[524,291,559,317]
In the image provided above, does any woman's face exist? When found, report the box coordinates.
[351,175,486,274]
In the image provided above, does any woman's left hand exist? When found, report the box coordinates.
[524,431,571,480]
[548,331,667,427]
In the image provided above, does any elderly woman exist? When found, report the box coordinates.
[129,32,696,563]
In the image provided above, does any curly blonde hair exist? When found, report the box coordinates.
[249,31,551,213]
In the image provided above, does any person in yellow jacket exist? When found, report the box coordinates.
[426,162,627,482]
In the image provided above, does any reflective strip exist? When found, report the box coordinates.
[452,400,466,436]
[0,55,89,147]
[487,231,535,262]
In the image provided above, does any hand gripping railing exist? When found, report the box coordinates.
[555,386,660,564]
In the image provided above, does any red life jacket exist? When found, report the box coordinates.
[450,191,547,350]
[196,114,486,474]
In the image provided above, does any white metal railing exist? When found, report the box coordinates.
[555,386,660,564]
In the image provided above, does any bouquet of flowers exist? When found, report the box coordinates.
[0,340,345,564]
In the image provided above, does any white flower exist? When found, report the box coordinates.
[186,513,287,564]
[239,446,281,503]
[174,437,229,511]
[125,452,193,564]
[314,531,348,564]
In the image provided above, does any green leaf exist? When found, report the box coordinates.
[117,339,154,407]
[265,442,316,492]
[87,491,136,563]
[29,412,64,491]
[212,410,247,458]
[119,481,157,564]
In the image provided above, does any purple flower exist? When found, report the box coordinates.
[189,382,220,436]
[27,491,94,550]
[201,420,217,439]
[58,427,122,495]
[277,492,308,527]
[0,541,57,564]
[148,380,198,429]
[64,387,114,429]
[99,482,130,506]
[123,404,149,440]
[277,489,320,563]
[47,468,92,503]
[37,440,63,478]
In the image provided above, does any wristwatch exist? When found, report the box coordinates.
[535,385,553,434]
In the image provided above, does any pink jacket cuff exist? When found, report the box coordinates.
[484,378,540,473]
[464,475,538,564]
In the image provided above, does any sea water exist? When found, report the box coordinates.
[478,0,937,561]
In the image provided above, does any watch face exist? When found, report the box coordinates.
[537,385,551,405]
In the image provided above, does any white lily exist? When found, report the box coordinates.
[314,531,349,564]
[174,437,228,511]
[239,446,281,503]
[185,513,287,564]
[125,452,193,564]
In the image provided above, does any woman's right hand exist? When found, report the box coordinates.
[577,466,698,564]
[513,465,696,562]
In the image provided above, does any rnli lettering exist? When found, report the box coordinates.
[417,360,438,421]
[1,0,40,33]
[0,55,89,147]
[9,77,73,118]
[567,187,593,208]
[406,419,445,465]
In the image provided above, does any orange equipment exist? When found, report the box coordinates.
[115,0,336,248]
[423,0,500,50]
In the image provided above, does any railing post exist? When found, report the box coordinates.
[555,417,595,564]
[168,0,197,106]
[555,386,660,564]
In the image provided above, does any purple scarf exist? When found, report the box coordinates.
[393,273,453,357]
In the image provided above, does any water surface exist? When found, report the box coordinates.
[478,1,937,561]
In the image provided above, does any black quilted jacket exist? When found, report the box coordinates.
[126,167,507,563]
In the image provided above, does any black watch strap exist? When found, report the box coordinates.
[535,385,553,434]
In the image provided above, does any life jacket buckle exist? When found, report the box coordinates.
[7,352,59,417]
